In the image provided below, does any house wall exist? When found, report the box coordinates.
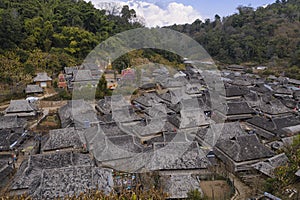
[36,81,51,88]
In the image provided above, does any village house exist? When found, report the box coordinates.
[10,151,113,198]
[25,85,43,96]
[214,134,274,173]
[68,69,98,91]
[41,127,85,153]
[58,99,98,129]
[5,100,38,118]
[256,98,292,118]
[33,72,52,88]
[213,101,255,122]
[0,116,27,151]
[81,63,102,78]
[246,115,300,139]
[196,122,247,148]
[252,153,289,178]
[147,142,210,171]
[223,85,249,100]
[0,155,14,189]
[250,83,272,95]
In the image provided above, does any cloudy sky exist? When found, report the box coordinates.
[88,0,276,27]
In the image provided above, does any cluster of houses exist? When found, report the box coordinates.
[25,72,52,97]
[1,62,300,199]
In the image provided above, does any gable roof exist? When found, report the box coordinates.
[33,72,52,82]
[215,134,274,162]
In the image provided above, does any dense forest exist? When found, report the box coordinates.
[167,0,300,76]
[1,0,300,87]
[0,0,143,86]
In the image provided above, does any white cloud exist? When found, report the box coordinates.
[88,0,203,27]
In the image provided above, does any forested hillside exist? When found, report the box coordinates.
[1,0,300,87]
[168,0,300,70]
[0,0,142,86]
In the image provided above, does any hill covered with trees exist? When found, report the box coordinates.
[0,0,143,86]
[1,0,300,88]
[167,0,300,75]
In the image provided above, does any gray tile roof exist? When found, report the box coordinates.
[73,70,96,82]
[215,134,274,162]
[11,151,93,191]
[162,174,201,199]
[6,100,34,113]
[84,126,143,165]
[0,130,12,151]
[197,122,246,147]
[247,116,300,137]
[25,85,43,94]
[243,91,261,108]
[33,72,52,82]
[42,127,84,151]
[0,116,26,130]
[217,101,254,116]
[147,142,210,170]
[225,86,249,97]
[119,118,167,137]
[58,100,98,129]
[258,98,291,115]
[252,153,288,178]
[33,166,113,199]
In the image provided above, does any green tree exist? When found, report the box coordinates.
[96,75,111,99]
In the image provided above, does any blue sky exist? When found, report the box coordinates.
[132,0,276,18]
[90,0,276,27]
[177,0,275,18]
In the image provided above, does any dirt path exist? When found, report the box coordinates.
[229,173,252,200]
